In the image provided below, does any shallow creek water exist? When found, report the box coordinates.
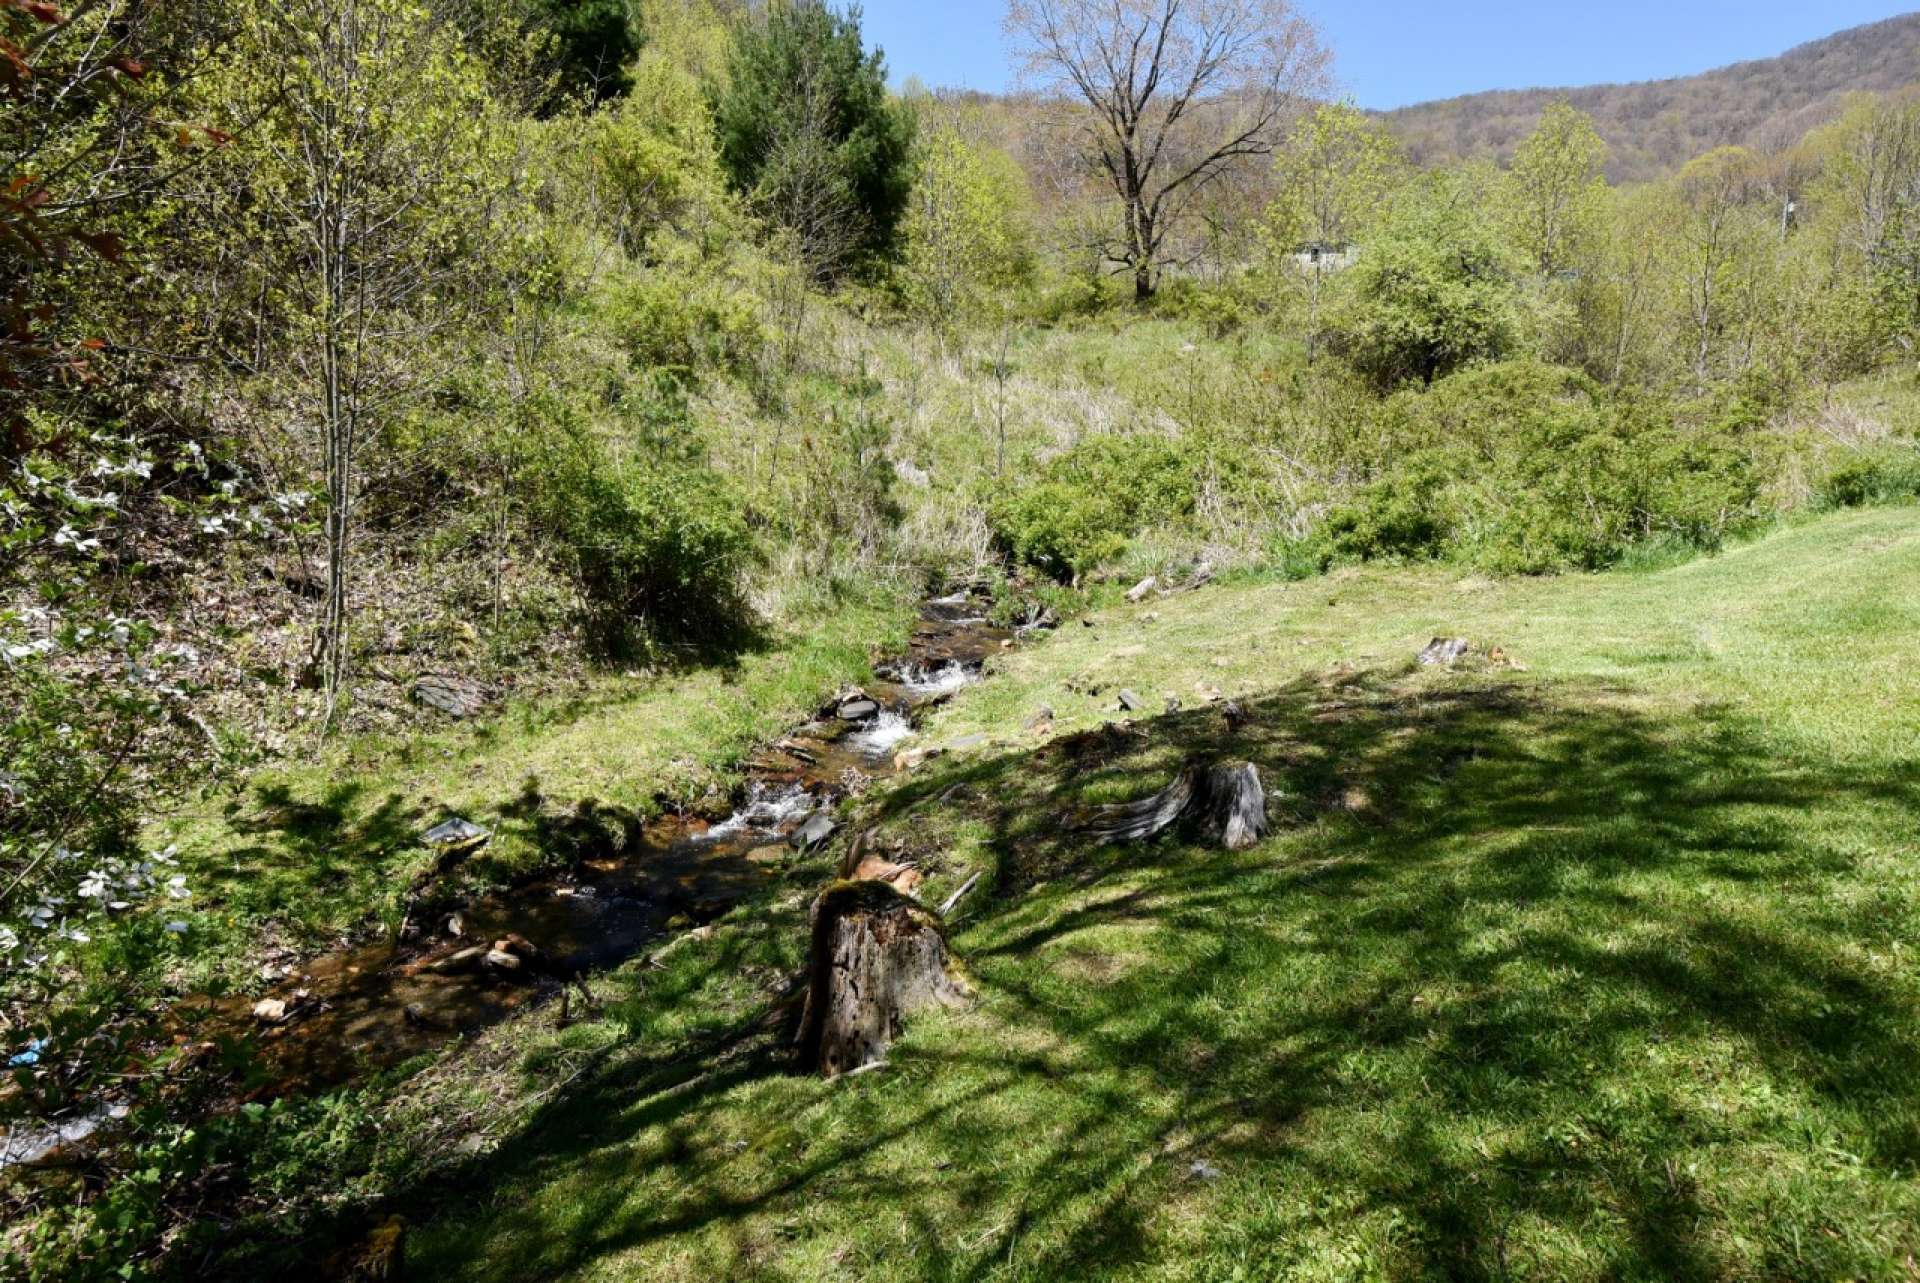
[0,595,1012,1168]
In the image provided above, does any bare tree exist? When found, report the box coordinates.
[1006,0,1329,300]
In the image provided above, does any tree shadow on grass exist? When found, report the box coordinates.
[363,663,1920,1281]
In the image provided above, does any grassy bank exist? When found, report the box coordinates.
[347,505,1920,1282]
[152,588,917,987]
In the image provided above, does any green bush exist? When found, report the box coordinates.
[1322,362,1771,573]
[988,436,1197,581]
[526,408,752,657]
[610,261,764,380]
[1816,445,1920,509]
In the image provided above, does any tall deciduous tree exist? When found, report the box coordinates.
[206,0,511,725]
[900,117,1035,328]
[1501,101,1609,276]
[1669,145,1765,386]
[1006,0,1329,301]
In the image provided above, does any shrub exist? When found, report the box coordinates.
[609,258,764,380]
[526,405,751,657]
[1327,169,1521,389]
[988,436,1198,581]
[1815,445,1920,508]
[1322,361,1771,573]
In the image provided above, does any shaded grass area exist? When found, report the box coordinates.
[293,508,1917,1281]
[155,591,914,985]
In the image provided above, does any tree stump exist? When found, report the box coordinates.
[796,881,970,1078]
[1203,761,1269,850]
[1080,758,1269,851]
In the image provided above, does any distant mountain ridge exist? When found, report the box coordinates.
[1380,12,1920,182]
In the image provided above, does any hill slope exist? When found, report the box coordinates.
[382,505,1920,1281]
[1383,12,1920,181]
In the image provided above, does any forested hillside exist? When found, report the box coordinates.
[3,1,1918,1278]
[1384,11,1920,181]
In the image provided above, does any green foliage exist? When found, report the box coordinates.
[579,48,738,253]
[1325,362,1770,572]
[526,0,643,108]
[1500,101,1609,275]
[710,0,914,276]
[1328,169,1522,388]
[988,437,1198,581]
[1815,444,1920,508]
[525,397,752,657]
[899,123,1034,322]
[608,250,765,379]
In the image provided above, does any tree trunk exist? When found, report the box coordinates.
[796,881,970,1078]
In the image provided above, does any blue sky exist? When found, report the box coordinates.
[858,1,1920,109]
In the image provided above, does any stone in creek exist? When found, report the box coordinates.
[428,946,486,974]
[483,948,522,972]
[791,810,836,850]
[837,698,880,721]
[252,998,289,1024]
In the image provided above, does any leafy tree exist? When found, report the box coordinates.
[1813,91,1920,365]
[900,121,1035,325]
[1264,102,1405,360]
[198,0,514,726]
[1501,101,1608,275]
[1668,145,1768,385]
[711,0,913,278]
[1329,168,1521,388]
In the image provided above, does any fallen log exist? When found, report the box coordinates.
[796,881,970,1078]
[1080,763,1200,843]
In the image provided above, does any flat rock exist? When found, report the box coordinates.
[1125,576,1158,603]
[837,698,880,721]
[1418,637,1472,666]
[251,998,288,1024]
[423,817,489,847]
[791,810,837,849]
[411,674,491,718]
[1117,689,1143,712]
[482,948,521,972]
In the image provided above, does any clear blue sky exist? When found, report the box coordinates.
[858,1,1920,109]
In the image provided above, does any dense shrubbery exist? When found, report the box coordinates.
[1323,363,1771,572]
[526,408,753,658]
[1816,443,1920,509]
[988,437,1199,581]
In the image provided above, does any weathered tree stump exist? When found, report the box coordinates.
[1080,758,1269,851]
[796,881,970,1078]
[1203,761,1268,850]
[1081,763,1200,843]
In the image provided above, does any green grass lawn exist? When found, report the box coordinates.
[361,507,1920,1281]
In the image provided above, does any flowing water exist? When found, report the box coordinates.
[0,594,1010,1170]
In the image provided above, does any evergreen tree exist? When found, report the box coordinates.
[711,0,913,278]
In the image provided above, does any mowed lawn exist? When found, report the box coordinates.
[398,507,1920,1282]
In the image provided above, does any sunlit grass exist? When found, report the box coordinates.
[368,506,1920,1281]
